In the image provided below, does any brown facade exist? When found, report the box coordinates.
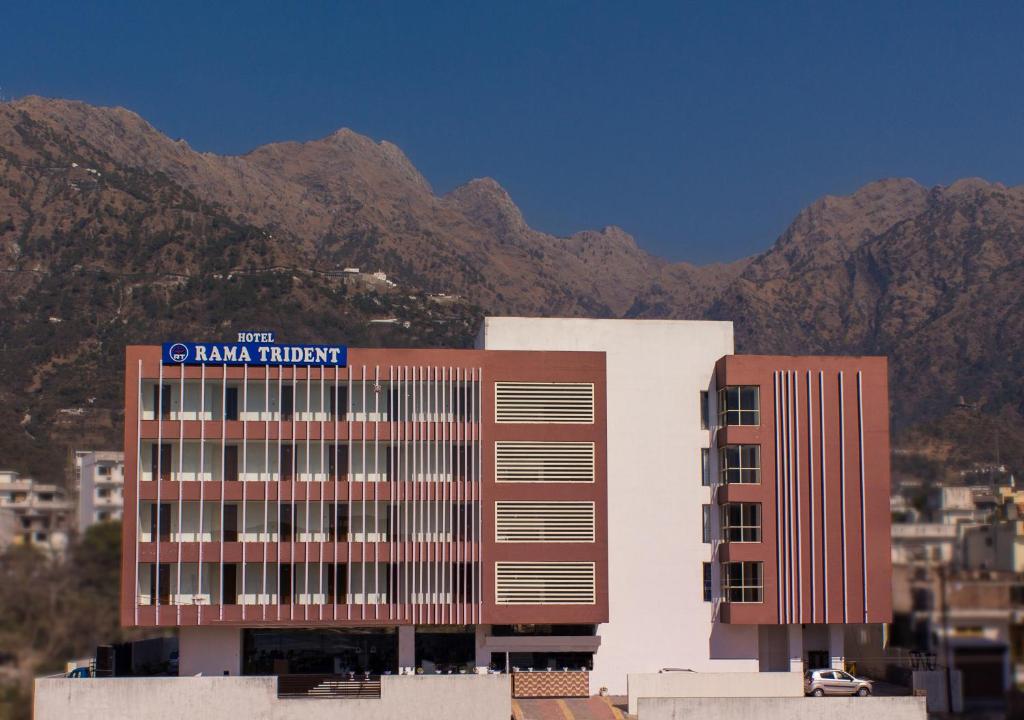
[121,345,608,628]
[715,355,893,625]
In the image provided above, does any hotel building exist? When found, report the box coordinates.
[121,318,892,694]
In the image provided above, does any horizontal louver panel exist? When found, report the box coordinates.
[495,441,595,483]
[494,562,596,605]
[494,382,594,424]
[495,501,595,543]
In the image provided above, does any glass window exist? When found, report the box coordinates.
[700,391,709,429]
[721,561,763,603]
[702,562,712,602]
[701,448,710,486]
[721,503,761,542]
[718,386,760,426]
[242,628,398,675]
[702,504,711,543]
[719,445,761,484]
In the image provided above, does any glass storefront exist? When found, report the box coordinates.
[242,628,398,676]
[414,626,475,673]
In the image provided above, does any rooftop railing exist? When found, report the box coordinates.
[276,674,382,699]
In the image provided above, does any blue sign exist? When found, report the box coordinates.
[162,342,347,367]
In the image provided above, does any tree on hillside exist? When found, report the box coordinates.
[0,521,142,720]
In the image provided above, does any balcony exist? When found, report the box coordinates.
[139,441,394,483]
[141,380,479,425]
[137,500,412,545]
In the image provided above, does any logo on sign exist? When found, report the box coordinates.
[168,343,189,363]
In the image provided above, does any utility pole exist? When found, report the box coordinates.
[938,563,954,713]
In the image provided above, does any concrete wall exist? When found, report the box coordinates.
[912,670,963,713]
[179,626,242,676]
[637,696,926,720]
[627,671,803,715]
[482,318,751,695]
[35,674,511,720]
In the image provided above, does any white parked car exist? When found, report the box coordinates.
[804,668,873,696]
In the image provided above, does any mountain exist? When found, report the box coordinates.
[1,96,1022,483]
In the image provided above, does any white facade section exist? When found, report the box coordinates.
[179,626,243,676]
[77,451,125,532]
[481,317,753,694]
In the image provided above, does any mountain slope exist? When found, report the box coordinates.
[1,96,1022,483]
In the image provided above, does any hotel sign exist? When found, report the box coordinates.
[162,334,347,367]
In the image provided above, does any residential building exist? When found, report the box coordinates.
[0,507,16,550]
[0,470,73,553]
[962,501,1024,573]
[120,320,893,694]
[891,523,958,569]
[77,451,126,531]
[904,570,1023,703]
[931,485,992,531]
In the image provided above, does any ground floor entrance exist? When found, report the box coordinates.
[242,628,398,675]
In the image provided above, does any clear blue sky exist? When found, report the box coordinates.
[3,1,1023,263]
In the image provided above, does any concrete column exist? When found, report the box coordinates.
[179,626,241,676]
[828,625,845,670]
[398,625,415,674]
[787,625,804,673]
[475,625,490,672]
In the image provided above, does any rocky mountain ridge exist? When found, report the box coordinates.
[1,96,1022,482]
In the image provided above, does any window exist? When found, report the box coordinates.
[718,386,759,426]
[98,465,112,476]
[701,448,710,486]
[719,445,761,484]
[702,504,711,543]
[721,503,761,542]
[702,562,712,602]
[700,391,709,429]
[721,561,763,603]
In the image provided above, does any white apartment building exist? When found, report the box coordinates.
[0,470,73,553]
[76,450,125,531]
